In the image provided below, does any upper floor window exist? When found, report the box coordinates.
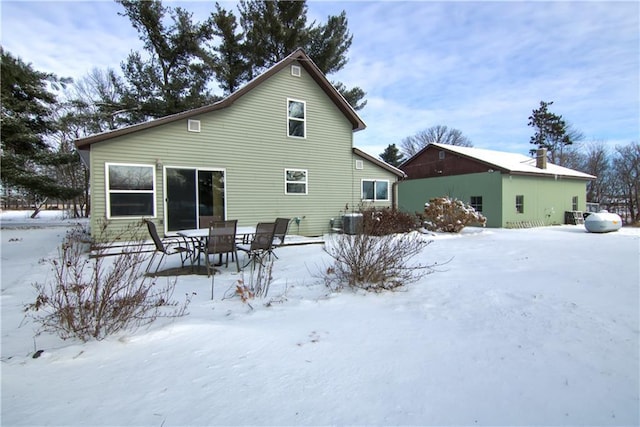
[362,180,389,201]
[572,196,578,211]
[106,163,155,218]
[285,169,308,194]
[287,99,306,138]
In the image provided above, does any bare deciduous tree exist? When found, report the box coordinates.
[400,125,472,159]
[612,142,640,223]
[581,141,613,204]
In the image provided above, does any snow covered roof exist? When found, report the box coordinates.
[430,143,596,180]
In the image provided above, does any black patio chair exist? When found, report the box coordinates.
[238,222,277,269]
[274,217,291,246]
[199,215,221,229]
[144,219,192,274]
[204,220,240,277]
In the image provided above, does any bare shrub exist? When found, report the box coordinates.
[25,222,190,341]
[229,257,275,308]
[422,197,486,233]
[361,207,421,236]
[323,232,437,292]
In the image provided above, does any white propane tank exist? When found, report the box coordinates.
[584,210,622,233]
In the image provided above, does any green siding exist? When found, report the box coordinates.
[89,62,396,238]
[398,172,503,227]
[397,172,589,228]
[501,174,588,226]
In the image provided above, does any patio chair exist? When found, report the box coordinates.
[204,220,240,277]
[274,217,291,246]
[144,219,192,275]
[238,222,277,269]
[199,215,221,229]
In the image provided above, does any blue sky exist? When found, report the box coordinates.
[1,1,638,158]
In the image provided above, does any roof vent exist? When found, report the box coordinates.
[188,119,201,133]
[291,65,301,77]
[355,160,364,170]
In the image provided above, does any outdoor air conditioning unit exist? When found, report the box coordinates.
[342,213,363,235]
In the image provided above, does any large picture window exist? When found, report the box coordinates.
[362,180,389,201]
[285,169,308,194]
[106,163,155,218]
[287,99,306,138]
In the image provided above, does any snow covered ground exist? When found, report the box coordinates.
[1,210,639,426]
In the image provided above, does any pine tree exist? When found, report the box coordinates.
[1,48,80,213]
[210,3,248,94]
[116,0,218,122]
[215,0,366,109]
[528,101,574,165]
[380,144,404,167]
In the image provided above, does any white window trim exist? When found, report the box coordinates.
[284,168,308,195]
[287,98,306,139]
[361,179,390,202]
[105,162,156,219]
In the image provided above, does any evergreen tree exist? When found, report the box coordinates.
[1,48,80,213]
[380,144,404,167]
[239,0,310,78]
[213,0,366,109]
[528,100,574,165]
[116,0,218,122]
[210,3,248,94]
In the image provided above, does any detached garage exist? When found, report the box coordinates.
[398,143,595,228]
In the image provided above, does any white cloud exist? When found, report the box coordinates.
[1,0,637,156]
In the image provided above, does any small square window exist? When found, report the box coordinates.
[470,196,483,213]
[355,160,364,170]
[438,151,445,160]
[285,169,307,195]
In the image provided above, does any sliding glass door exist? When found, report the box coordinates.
[165,167,225,232]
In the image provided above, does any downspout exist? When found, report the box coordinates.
[392,180,399,210]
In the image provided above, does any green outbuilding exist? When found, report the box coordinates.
[398,143,595,228]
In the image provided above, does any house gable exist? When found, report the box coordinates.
[75,48,365,151]
[401,143,595,181]
[401,145,502,179]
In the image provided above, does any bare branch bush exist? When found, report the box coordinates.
[25,221,190,341]
[233,257,275,308]
[323,232,437,292]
